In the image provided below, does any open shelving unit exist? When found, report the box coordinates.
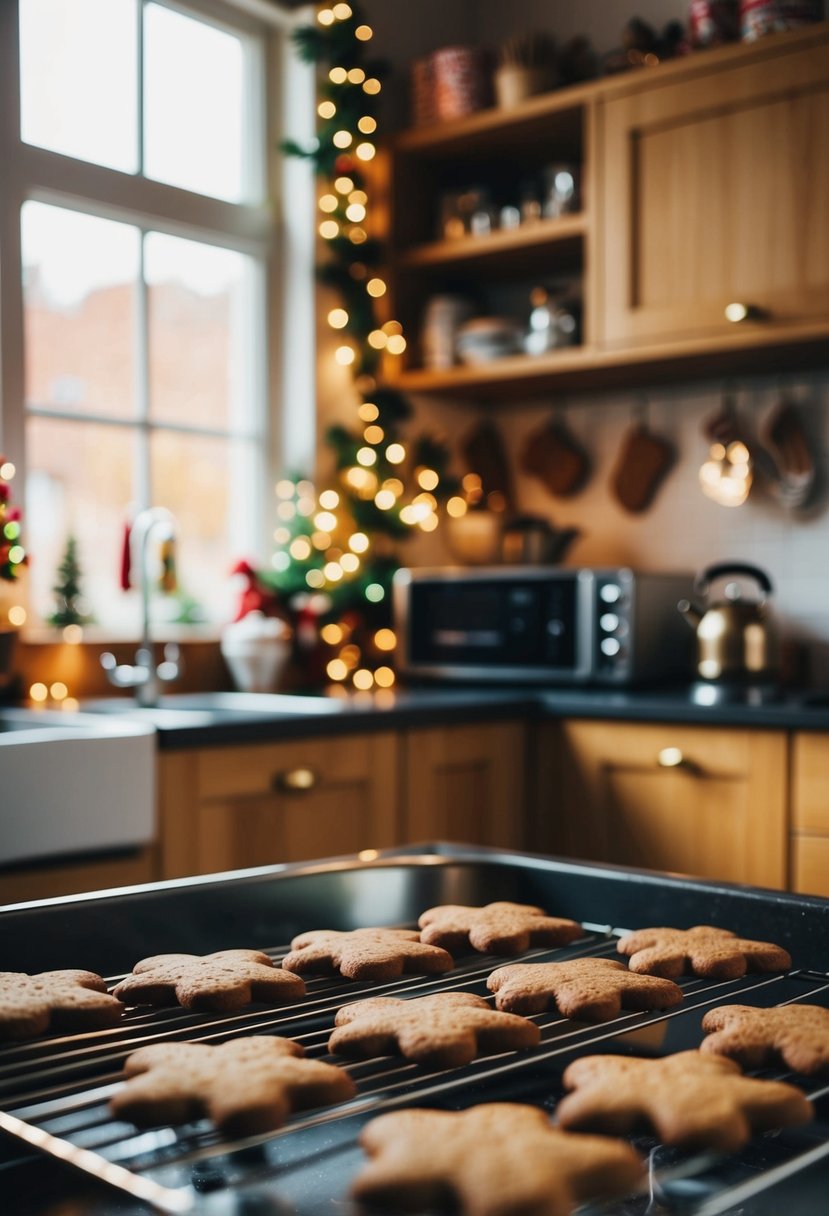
[382,24,829,401]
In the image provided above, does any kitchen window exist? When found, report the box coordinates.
[0,0,313,630]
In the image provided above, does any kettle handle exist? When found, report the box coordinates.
[694,563,773,596]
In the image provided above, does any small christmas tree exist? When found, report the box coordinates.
[48,535,92,627]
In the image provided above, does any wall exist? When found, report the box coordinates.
[316,1,829,683]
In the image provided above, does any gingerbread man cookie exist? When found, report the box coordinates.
[352,1104,644,1216]
[281,928,453,981]
[418,901,582,956]
[112,950,305,1011]
[0,970,124,1041]
[487,958,683,1020]
[557,1049,813,1152]
[329,992,540,1068]
[111,1036,355,1135]
[702,1003,829,1075]
[617,925,792,980]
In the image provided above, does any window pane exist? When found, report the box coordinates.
[26,418,136,627]
[145,232,258,430]
[22,203,139,418]
[19,0,137,173]
[144,4,247,203]
[151,431,252,624]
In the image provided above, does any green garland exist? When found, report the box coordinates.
[268,2,461,689]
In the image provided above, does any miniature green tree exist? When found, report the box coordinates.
[48,535,92,627]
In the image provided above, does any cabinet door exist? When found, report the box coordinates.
[159,733,400,878]
[598,32,829,349]
[402,723,526,849]
[791,732,829,897]
[542,720,787,889]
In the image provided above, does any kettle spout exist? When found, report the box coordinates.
[677,598,702,628]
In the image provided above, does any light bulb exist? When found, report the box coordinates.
[367,278,386,297]
[328,308,349,328]
[356,142,376,161]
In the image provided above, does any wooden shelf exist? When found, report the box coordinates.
[397,214,586,274]
[393,24,826,157]
[392,322,829,400]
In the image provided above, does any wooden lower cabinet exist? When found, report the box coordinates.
[401,722,527,849]
[0,847,156,904]
[539,720,788,889]
[159,732,400,879]
[791,732,829,898]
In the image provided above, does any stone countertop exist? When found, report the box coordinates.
[79,684,829,749]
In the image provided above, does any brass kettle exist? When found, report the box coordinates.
[677,563,778,682]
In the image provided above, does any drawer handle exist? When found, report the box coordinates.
[724,302,764,324]
[657,747,691,770]
[273,767,319,793]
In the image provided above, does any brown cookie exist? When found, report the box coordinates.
[330,992,540,1068]
[112,949,305,1011]
[110,1036,355,1136]
[281,928,453,981]
[558,1049,813,1153]
[0,970,124,1041]
[487,958,683,1020]
[701,1003,829,1075]
[418,901,583,956]
[617,925,792,980]
[352,1104,644,1216]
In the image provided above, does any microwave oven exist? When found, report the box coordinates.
[393,566,696,685]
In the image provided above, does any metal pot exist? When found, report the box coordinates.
[677,561,778,681]
[500,514,579,565]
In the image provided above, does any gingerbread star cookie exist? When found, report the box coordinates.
[329,992,540,1068]
[112,950,305,1011]
[418,901,583,956]
[487,958,684,1020]
[352,1104,644,1216]
[557,1050,813,1152]
[0,970,124,1041]
[702,1003,829,1075]
[281,928,453,981]
[617,925,792,980]
[110,1036,355,1136]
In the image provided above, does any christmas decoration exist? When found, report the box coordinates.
[47,534,93,628]
[0,457,27,631]
[275,3,469,691]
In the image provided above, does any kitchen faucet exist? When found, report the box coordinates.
[100,507,182,707]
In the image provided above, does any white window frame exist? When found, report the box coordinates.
[0,0,316,630]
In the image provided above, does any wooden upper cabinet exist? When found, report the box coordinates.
[597,28,829,351]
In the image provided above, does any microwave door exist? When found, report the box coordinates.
[398,571,594,683]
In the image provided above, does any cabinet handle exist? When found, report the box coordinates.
[273,767,319,794]
[724,302,764,323]
[657,747,694,771]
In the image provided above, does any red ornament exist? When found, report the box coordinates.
[335,154,354,174]
[230,559,283,622]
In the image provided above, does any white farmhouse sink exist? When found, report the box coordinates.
[80,691,345,728]
[0,709,156,868]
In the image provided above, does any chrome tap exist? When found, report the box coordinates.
[100,507,183,707]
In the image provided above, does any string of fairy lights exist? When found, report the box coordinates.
[271,1,469,692]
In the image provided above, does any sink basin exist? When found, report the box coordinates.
[80,690,345,728]
[0,709,156,870]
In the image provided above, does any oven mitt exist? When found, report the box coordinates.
[461,420,514,510]
[611,423,674,514]
[763,401,815,509]
[520,417,590,497]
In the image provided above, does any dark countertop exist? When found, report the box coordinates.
[81,684,829,748]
